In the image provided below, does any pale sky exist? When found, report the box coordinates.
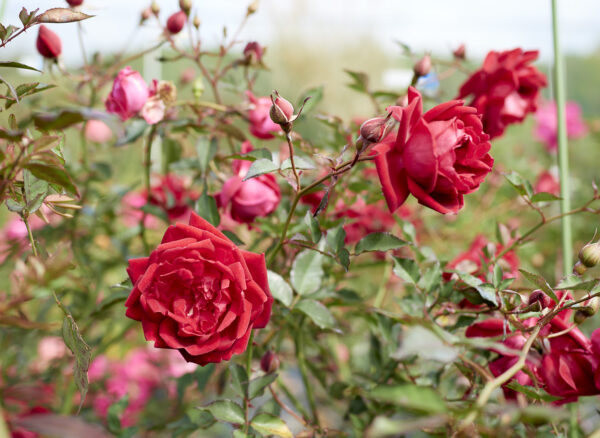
[2,0,599,67]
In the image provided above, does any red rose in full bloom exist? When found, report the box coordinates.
[457,48,547,139]
[216,142,280,224]
[374,87,493,215]
[125,212,273,365]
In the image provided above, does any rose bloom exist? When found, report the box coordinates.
[534,170,560,196]
[374,86,493,215]
[457,48,547,139]
[105,67,150,121]
[246,91,281,139]
[216,141,280,224]
[84,120,113,143]
[147,174,199,222]
[534,100,587,151]
[125,212,273,365]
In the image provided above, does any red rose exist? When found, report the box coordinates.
[216,141,280,224]
[457,48,547,139]
[374,87,493,215]
[36,25,62,59]
[146,174,199,222]
[125,212,273,365]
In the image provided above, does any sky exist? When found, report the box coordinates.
[1,0,599,68]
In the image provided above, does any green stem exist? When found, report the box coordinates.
[23,215,38,257]
[140,125,157,253]
[294,320,320,427]
[552,0,572,275]
[285,133,301,191]
[244,331,254,433]
[373,259,393,307]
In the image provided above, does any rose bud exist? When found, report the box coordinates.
[247,0,259,15]
[453,44,466,60]
[36,25,62,59]
[179,0,192,14]
[260,350,280,374]
[167,11,187,34]
[527,289,553,310]
[359,117,388,144]
[413,54,431,78]
[84,120,113,143]
[66,0,84,6]
[579,242,600,268]
[193,15,201,29]
[105,66,150,121]
[573,261,587,276]
[193,78,205,99]
[151,1,160,16]
[269,91,294,130]
[243,41,264,65]
[140,7,152,23]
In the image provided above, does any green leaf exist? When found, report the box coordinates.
[229,364,248,398]
[243,158,278,181]
[267,270,293,307]
[176,364,214,399]
[530,192,562,203]
[327,226,346,254]
[280,156,316,171]
[223,230,245,246]
[248,373,277,399]
[140,203,169,223]
[555,275,598,291]
[196,137,218,174]
[344,69,369,94]
[504,172,531,197]
[368,384,447,414]
[392,325,457,363]
[457,273,498,307]
[61,313,91,413]
[355,232,407,254]
[0,61,40,72]
[229,148,272,162]
[298,86,323,114]
[23,170,49,214]
[34,109,85,131]
[505,381,562,402]
[337,247,350,271]
[392,257,419,284]
[115,120,147,146]
[23,162,77,196]
[6,198,24,213]
[519,269,558,303]
[290,250,324,295]
[304,210,321,243]
[493,264,503,289]
[200,400,245,425]
[107,395,129,434]
[295,299,335,329]
[251,413,293,438]
[196,193,220,227]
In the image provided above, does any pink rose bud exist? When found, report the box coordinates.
[269,91,294,126]
[360,117,388,144]
[246,91,281,139]
[579,242,600,268]
[453,44,466,60]
[180,67,195,84]
[243,41,264,64]
[260,350,280,374]
[84,120,113,143]
[140,7,152,23]
[36,25,62,59]
[105,67,150,121]
[66,0,84,5]
[167,11,187,34]
[193,15,201,29]
[413,54,431,77]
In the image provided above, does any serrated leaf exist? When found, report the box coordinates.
[24,170,49,214]
[555,275,598,291]
[295,299,335,329]
[368,384,447,414]
[36,8,94,23]
[355,232,407,254]
[392,257,419,284]
[223,230,245,246]
[344,69,369,94]
[337,247,350,271]
[243,158,278,181]
[229,364,248,398]
[530,192,562,202]
[251,413,292,438]
[196,193,220,227]
[23,162,77,196]
[248,373,277,399]
[267,270,293,307]
[504,172,528,197]
[34,109,85,131]
[458,273,498,306]
[200,400,244,425]
[290,250,324,295]
[519,269,558,302]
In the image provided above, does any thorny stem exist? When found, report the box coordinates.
[268,385,308,427]
[285,133,301,192]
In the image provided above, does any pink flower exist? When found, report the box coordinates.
[246,91,281,139]
[217,142,280,223]
[36,337,66,371]
[534,170,560,196]
[105,67,150,121]
[141,96,166,125]
[120,192,159,228]
[84,120,113,143]
[534,100,587,151]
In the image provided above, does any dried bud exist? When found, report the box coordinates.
[156,80,177,105]
[243,41,264,65]
[260,350,279,374]
[140,7,152,23]
[573,261,587,276]
[413,54,431,77]
[179,0,192,14]
[151,1,160,16]
[192,78,205,99]
[269,91,294,127]
[575,310,589,324]
[247,0,259,16]
[66,0,84,6]
[527,289,553,310]
[36,25,62,59]
[453,44,466,60]
[193,15,201,29]
[167,11,187,34]
[359,117,388,144]
[579,242,600,268]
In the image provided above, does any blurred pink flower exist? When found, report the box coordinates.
[141,96,166,125]
[84,120,113,143]
[534,169,560,196]
[246,91,281,139]
[120,192,159,228]
[36,337,66,371]
[534,100,587,151]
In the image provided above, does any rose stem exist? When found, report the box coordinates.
[552,0,572,275]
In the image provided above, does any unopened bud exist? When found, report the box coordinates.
[269,91,294,127]
[192,78,204,99]
[193,15,201,29]
[179,0,192,14]
[573,261,587,276]
[247,0,259,16]
[575,310,589,324]
[359,117,387,144]
[527,289,552,310]
[260,350,279,374]
[453,44,466,60]
[243,41,264,65]
[413,54,431,77]
[579,242,600,268]
[140,7,152,23]
[66,0,84,6]
[167,11,187,34]
[151,1,160,16]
